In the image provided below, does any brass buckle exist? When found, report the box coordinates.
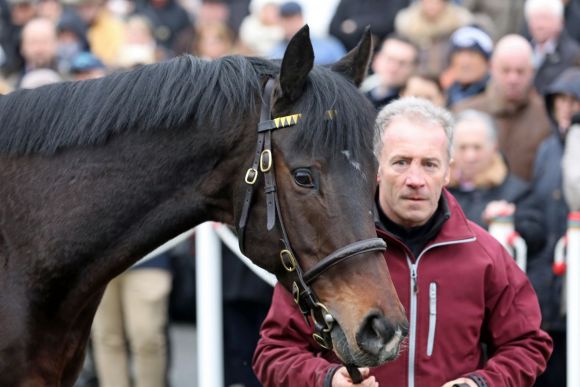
[292,282,300,304]
[260,150,272,172]
[312,302,334,332]
[244,168,258,184]
[313,333,331,349]
[280,249,297,272]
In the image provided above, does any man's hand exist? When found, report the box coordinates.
[441,377,478,387]
[482,200,516,224]
[332,367,378,386]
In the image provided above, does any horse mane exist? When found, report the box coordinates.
[0,54,376,159]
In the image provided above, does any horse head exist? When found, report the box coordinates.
[236,26,408,367]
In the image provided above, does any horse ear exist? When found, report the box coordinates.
[278,24,314,103]
[331,26,373,87]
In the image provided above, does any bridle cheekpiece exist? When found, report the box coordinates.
[236,78,387,351]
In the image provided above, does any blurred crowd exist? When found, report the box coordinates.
[2,0,580,386]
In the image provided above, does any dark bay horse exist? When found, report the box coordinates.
[0,26,407,386]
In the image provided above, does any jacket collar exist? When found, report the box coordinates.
[374,189,476,257]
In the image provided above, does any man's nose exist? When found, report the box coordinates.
[404,165,425,187]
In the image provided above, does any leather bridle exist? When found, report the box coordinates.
[237,78,387,350]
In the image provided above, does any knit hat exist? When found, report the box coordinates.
[449,26,493,59]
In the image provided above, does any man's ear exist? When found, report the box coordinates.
[331,26,373,87]
[445,160,453,186]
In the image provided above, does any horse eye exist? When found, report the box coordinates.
[294,168,314,188]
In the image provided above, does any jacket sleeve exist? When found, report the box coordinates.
[563,124,580,211]
[468,244,553,386]
[252,283,341,387]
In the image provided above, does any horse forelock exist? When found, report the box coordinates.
[286,65,377,163]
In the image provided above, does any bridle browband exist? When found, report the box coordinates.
[236,78,387,352]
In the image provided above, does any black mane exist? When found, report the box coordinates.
[0,54,376,158]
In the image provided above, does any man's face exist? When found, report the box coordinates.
[420,0,446,21]
[554,93,580,130]
[377,117,450,228]
[450,49,489,85]
[21,20,57,68]
[491,49,534,103]
[372,39,417,89]
[527,8,563,44]
[401,76,445,107]
[452,119,496,181]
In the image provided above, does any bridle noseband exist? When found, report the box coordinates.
[237,78,387,350]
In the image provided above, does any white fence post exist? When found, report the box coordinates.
[488,214,527,272]
[567,212,580,387]
[195,222,224,387]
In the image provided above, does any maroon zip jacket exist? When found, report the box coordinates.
[252,191,552,387]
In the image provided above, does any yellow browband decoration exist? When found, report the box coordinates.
[274,114,303,129]
[271,110,336,129]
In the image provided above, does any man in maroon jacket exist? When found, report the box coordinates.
[252,97,552,387]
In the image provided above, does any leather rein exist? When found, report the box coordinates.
[236,78,387,356]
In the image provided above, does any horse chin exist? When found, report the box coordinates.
[330,323,405,367]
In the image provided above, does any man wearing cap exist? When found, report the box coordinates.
[445,25,492,108]
[69,51,106,80]
[269,1,345,65]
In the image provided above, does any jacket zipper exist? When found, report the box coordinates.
[405,237,476,387]
[407,256,418,387]
[427,282,437,356]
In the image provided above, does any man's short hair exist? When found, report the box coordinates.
[382,33,420,64]
[374,97,454,159]
[524,0,564,20]
[454,109,498,144]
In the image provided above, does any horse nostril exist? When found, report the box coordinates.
[356,313,396,356]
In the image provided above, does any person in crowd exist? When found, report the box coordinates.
[91,252,173,387]
[461,0,526,42]
[115,14,167,69]
[191,21,235,59]
[444,25,492,108]
[238,0,283,56]
[133,0,191,55]
[394,0,473,75]
[454,34,551,182]
[55,12,91,75]
[69,51,107,80]
[529,67,580,387]
[448,109,544,254]
[252,97,552,387]
[400,72,446,107]
[0,0,38,78]
[17,17,61,86]
[360,34,418,110]
[269,1,345,65]
[524,0,580,95]
[328,0,410,52]
[71,0,125,66]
